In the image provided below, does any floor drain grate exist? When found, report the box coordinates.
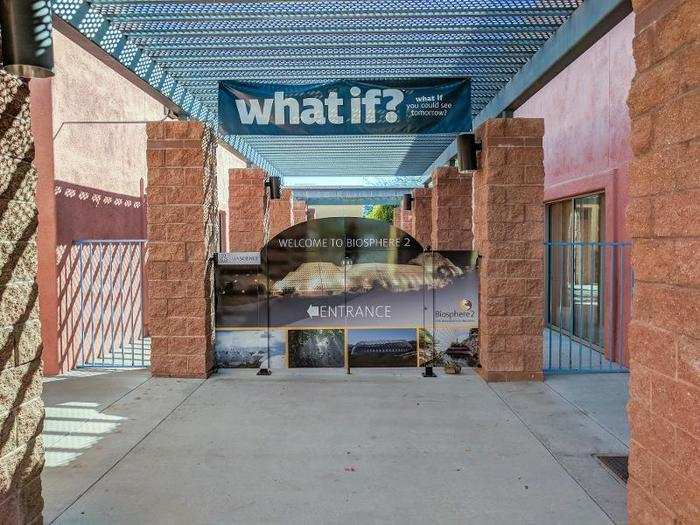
[596,455,629,483]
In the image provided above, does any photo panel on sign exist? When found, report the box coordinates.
[215,329,286,369]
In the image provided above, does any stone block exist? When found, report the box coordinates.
[474,118,544,382]
[651,456,700,524]
[146,121,217,379]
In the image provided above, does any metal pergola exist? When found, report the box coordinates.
[53,1,588,185]
[289,185,415,205]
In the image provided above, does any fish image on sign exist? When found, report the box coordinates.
[288,329,345,368]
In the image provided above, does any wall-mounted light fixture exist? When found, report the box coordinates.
[402,193,414,211]
[456,133,482,171]
[0,0,54,78]
[265,176,281,200]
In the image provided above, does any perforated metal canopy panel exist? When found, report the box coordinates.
[54,1,583,185]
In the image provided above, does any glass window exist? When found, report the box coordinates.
[546,194,605,348]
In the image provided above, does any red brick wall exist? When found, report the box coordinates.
[626,0,699,522]
[228,168,265,251]
[473,118,545,382]
[292,199,307,225]
[400,209,414,235]
[431,166,473,251]
[394,208,403,230]
[412,187,432,248]
[145,121,218,378]
[269,188,292,238]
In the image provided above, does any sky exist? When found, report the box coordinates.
[283,176,425,187]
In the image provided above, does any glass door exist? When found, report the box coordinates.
[547,193,605,348]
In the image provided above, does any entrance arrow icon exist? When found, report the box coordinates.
[307,305,319,318]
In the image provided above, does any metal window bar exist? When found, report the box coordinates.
[544,241,631,374]
[75,239,150,368]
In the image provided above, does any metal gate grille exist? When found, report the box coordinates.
[544,241,631,373]
[75,240,149,368]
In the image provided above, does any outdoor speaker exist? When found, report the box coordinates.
[402,193,413,211]
[266,176,281,199]
[456,133,481,171]
[0,0,54,78]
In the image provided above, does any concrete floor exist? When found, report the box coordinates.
[41,368,629,525]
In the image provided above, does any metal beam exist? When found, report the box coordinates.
[105,10,572,22]
[153,51,533,63]
[135,37,550,51]
[421,0,633,181]
[124,25,560,38]
[167,64,524,74]
[180,74,512,83]
[289,186,416,205]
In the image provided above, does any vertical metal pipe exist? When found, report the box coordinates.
[344,251,350,375]
[557,242,563,371]
[266,245,271,372]
[117,244,128,366]
[140,240,146,366]
[124,243,136,366]
[432,250,436,363]
[588,242,595,370]
[0,0,55,78]
[77,242,86,367]
[577,243,582,370]
[105,243,118,367]
[546,241,552,371]
[421,246,427,368]
[619,244,626,368]
[91,242,108,365]
[598,243,615,370]
[569,242,574,369]
[608,244,615,370]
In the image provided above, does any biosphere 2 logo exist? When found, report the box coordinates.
[434,298,476,321]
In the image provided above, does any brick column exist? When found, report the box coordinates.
[229,168,266,251]
[431,166,473,250]
[0,71,45,523]
[393,208,403,229]
[292,198,307,224]
[269,188,292,238]
[401,209,414,235]
[626,1,699,522]
[145,121,218,378]
[412,187,432,248]
[473,118,545,382]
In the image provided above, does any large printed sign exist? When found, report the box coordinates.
[214,217,479,369]
[218,78,472,135]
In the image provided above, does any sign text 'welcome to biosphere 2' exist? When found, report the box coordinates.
[218,78,471,135]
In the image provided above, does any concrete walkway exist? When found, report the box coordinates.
[41,368,629,524]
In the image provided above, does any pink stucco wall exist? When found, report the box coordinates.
[46,29,245,373]
[515,13,635,242]
[514,14,636,365]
